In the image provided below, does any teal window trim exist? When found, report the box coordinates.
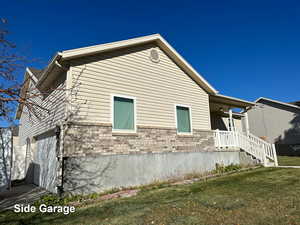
[175,104,193,134]
[111,94,137,133]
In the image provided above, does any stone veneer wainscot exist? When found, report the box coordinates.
[63,122,216,157]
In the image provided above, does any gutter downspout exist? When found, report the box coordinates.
[55,123,65,196]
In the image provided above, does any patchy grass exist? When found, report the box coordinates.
[33,164,245,207]
[278,156,300,166]
[1,167,300,225]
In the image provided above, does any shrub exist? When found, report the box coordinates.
[214,163,242,174]
[34,194,64,207]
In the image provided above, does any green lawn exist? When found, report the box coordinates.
[1,167,300,225]
[278,156,300,166]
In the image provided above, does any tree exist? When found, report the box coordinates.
[0,19,49,123]
[0,20,114,194]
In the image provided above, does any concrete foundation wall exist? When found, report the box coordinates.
[63,151,254,195]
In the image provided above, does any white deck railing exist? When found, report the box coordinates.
[214,130,278,166]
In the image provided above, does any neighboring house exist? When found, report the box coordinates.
[247,97,300,155]
[15,34,275,195]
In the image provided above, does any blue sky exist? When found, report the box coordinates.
[2,0,300,104]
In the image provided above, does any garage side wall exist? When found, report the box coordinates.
[18,74,66,189]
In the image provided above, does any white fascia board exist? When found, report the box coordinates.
[215,94,255,106]
[26,67,38,84]
[61,34,161,60]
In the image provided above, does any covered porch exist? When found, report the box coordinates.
[209,94,278,166]
[209,94,254,134]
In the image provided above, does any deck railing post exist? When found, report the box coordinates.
[272,144,278,166]
[229,109,233,131]
[215,129,220,149]
[235,131,239,148]
[263,150,268,167]
[244,111,250,135]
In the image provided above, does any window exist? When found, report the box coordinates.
[112,95,136,132]
[175,105,192,134]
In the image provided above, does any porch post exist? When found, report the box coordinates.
[272,144,278,167]
[244,111,250,135]
[229,109,233,131]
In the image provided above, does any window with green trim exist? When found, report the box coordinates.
[113,96,135,130]
[176,106,191,133]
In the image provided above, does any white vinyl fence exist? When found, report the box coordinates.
[0,128,12,192]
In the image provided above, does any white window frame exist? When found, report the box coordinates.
[111,94,137,133]
[174,104,193,135]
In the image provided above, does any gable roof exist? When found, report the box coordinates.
[36,34,218,94]
[255,97,300,110]
[17,34,255,119]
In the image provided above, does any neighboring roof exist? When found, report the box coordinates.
[210,94,255,108]
[289,101,300,107]
[36,34,219,94]
[255,97,300,110]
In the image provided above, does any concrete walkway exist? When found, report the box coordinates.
[276,165,300,168]
[0,184,49,211]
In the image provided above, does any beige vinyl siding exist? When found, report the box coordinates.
[69,43,211,130]
[19,74,66,146]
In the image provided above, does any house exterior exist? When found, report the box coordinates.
[247,97,300,156]
[16,34,265,195]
